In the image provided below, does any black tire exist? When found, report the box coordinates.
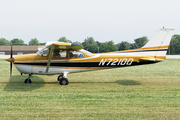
[59,78,69,85]
[57,75,63,81]
[24,78,32,83]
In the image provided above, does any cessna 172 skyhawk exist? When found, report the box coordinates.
[6,27,174,85]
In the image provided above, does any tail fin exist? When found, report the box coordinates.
[110,28,174,60]
[141,28,174,59]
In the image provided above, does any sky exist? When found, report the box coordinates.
[0,0,180,44]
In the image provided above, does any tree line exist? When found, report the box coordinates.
[0,35,180,54]
[0,38,46,45]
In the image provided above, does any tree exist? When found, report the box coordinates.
[39,42,46,45]
[0,38,10,45]
[118,41,130,51]
[118,41,126,51]
[129,43,138,49]
[82,37,98,53]
[58,37,72,43]
[174,44,180,54]
[11,38,25,45]
[168,35,180,54]
[99,42,108,53]
[99,41,118,53]
[134,36,149,48]
[107,41,118,51]
[29,38,39,45]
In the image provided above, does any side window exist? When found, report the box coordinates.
[42,48,49,56]
[53,50,67,58]
[70,51,85,58]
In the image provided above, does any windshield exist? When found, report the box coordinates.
[37,46,49,56]
[81,50,92,56]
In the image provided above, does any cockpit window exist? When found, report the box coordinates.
[53,50,67,58]
[70,51,85,58]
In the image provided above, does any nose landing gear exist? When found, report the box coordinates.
[24,74,32,83]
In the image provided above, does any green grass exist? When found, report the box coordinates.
[0,59,180,119]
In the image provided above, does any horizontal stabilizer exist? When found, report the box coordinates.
[139,58,164,62]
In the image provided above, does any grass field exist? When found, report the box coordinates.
[0,59,180,119]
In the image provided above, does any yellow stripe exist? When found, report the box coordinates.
[155,56,166,60]
[109,45,169,53]
[142,45,169,50]
[52,42,71,46]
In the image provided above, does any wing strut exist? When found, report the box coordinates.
[46,45,54,73]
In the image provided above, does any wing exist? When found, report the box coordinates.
[46,42,83,50]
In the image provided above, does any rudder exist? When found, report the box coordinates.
[142,28,174,58]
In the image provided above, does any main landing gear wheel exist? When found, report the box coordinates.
[24,78,32,83]
[57,75,63,81]
[59,78,69,85]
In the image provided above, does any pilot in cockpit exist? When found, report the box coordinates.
[53,50,61,57]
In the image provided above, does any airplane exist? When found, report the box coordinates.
[6,27,174,85]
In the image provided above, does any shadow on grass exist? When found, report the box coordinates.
[4,75,45,91]
[115,80,141,85]
[70,80,141,86]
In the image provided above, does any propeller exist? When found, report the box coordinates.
[5,43,14,76]
[6,43,14,76]
[10,43,12,76]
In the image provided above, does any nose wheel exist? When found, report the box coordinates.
[24,78,32,83]
[24,74,32,83]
